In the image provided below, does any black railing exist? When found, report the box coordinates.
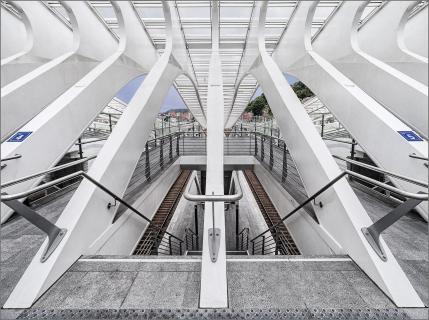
[236,227,249,252]
[134,230,183,256]
[185,227,199,252]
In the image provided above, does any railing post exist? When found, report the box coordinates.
[282,141,288,182]
[159,137,164,169]
[179,241,182,255]
[320,113,325,137]
[176,133,180,156]
[275,231,279,255]
[254,133,258,156]
[194,205,199,251]
[77,138,83,159]
[108,114,113,133]
[269,137,274,170]
[235,202,239,250]
[261,236,265,255]
[169,235,173,255]
[145,142,151,181]
[169,134,173,161]
[252,241,255,254]
[261,136,265,161]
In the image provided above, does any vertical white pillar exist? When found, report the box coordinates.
[199,1,228,308]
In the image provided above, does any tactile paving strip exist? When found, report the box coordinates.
[17,308,410,320]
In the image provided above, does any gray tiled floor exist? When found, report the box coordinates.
[1,170,427,314]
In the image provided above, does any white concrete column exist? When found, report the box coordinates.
[199,1,228,308]
[1,1,73,86]
[231,1,423,307]
[273,1,428,222]
[358,1,428,85]
[1,1,119,142]
[0,1,157,224]
[3,1,198,308]
[313,0,428,139]
[1,6,26,59]
[403,6,428,58]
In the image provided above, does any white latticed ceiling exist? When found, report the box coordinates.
[5,0,425,126]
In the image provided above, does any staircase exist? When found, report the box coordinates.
[243,169,300,255]
[133,170,191,255]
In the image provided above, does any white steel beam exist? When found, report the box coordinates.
[273,1,428,222]
[313,0,428,139]
[404,5,428,58]
[3,1,198,308]
[199,0,228,308]
[0,1,157,224]
[231,1,423,307]
[1,1,73,86]
[1,1,118,142]
[358,1,428,85]
[0,5,26,59]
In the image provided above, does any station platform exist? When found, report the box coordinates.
[1,176,427,319]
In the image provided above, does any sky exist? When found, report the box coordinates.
[115,73,298,112]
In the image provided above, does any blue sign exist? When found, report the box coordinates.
[398,131,423,142]
[7,131,32,142]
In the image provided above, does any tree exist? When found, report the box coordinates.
[291,81,313,101]
[245,93,267,116]
[246,81,314,116]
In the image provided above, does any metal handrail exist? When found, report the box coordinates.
[1,154,22,162]
[1,170,184,243]
[183,170,243,202]
[409,153,429,161]
[345,170,427,200]
[1,156,96,188]
[75,138,108,145]
[250,170,428,243]
[334,155,428,188]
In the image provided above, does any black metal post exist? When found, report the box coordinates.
[252,241,255,254]
[169,134,173,161]
[261,236,265,255]
[169,236,172,255]
[179,241,182,255]
[350,138,356,174]
[235,202,239,250]
[269,137,274,170]
[77,138,83,159]
[320,114,325,137]
[254,133,258,156]
[159,138,164,169]
[275,232,279,255]
[194,205,199,250]
[282,141,288,182]
[145,142,151,181]
[176,133,180,156]
[108,114,112,133]
[261,136,265,161]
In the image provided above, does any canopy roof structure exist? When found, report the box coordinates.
[5,0,415,126]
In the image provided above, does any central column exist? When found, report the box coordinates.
[199,1,228,308]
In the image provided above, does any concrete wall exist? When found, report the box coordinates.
[85,159,181,255]
[253,160,343,255]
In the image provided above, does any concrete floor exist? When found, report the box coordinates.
[1,169,427,319]
[3,255,423,320]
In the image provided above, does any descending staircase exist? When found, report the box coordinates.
[243,169,300,255]
[133,170,191,255]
